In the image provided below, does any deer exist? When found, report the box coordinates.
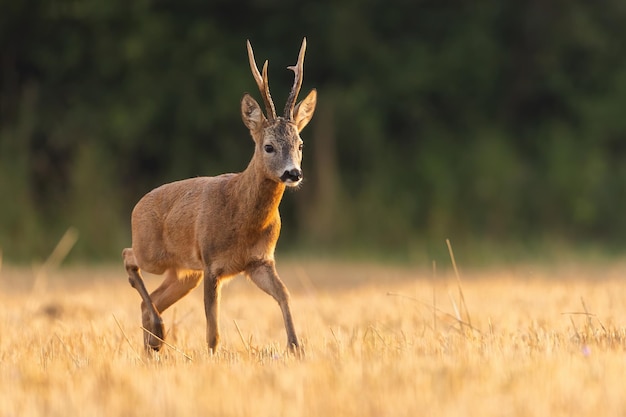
[122,38,316,354]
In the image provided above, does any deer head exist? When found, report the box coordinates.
[241,38,317,187]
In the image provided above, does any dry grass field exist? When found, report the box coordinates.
[1,257,626,417]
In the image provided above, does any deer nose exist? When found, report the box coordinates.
[281,168,302,182]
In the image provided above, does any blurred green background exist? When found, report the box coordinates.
[2,0,626,263]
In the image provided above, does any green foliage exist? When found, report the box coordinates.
[1,0,626,261]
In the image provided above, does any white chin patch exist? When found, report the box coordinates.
[283,178,302,187]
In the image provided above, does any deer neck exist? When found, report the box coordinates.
[234,157,286,228]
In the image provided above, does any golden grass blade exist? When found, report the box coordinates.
[33,227,79,293]
[569,315,581,342]
[370,326,387,347]
[55,334,80,367]
[446,238,472,327]
[330,327,341,350]
[386,292,481,334]
[140,327,193,361]
[112,314,145,364]
[580,297,595,332]
[448,290,463,332]
[233,319,250,354]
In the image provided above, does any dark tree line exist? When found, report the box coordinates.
[2,0,626,261]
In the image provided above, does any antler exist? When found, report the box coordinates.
[284,38,307,121]
[246,40,277,121]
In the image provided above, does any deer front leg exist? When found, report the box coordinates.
[122,248,165,351]
[204,272,223,354]
[246,260,299,351]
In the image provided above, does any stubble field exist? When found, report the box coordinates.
[1,257,626,416]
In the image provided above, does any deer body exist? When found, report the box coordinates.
[131,173,281,275]
[123,39,316,353]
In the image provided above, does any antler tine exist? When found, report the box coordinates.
[246,40,276,121]
[284,37,307,120]
[260,61,276,119]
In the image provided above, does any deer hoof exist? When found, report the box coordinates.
[288,340,305,359]
[142,314,165,351]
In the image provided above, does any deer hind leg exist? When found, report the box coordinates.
[122,248,165,351]
[141,269,203,349]
[150,268,203,315]
[246,261,299,351]
[145,268,203,349]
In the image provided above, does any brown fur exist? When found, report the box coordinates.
[123,39,317,353]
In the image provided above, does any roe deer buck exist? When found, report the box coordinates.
[122,38,316,353]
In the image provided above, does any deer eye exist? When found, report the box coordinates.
[298,143,303,151]
[264,144,275,153]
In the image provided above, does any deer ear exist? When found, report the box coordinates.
[241,94,266,132]
[293,89,317,132]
